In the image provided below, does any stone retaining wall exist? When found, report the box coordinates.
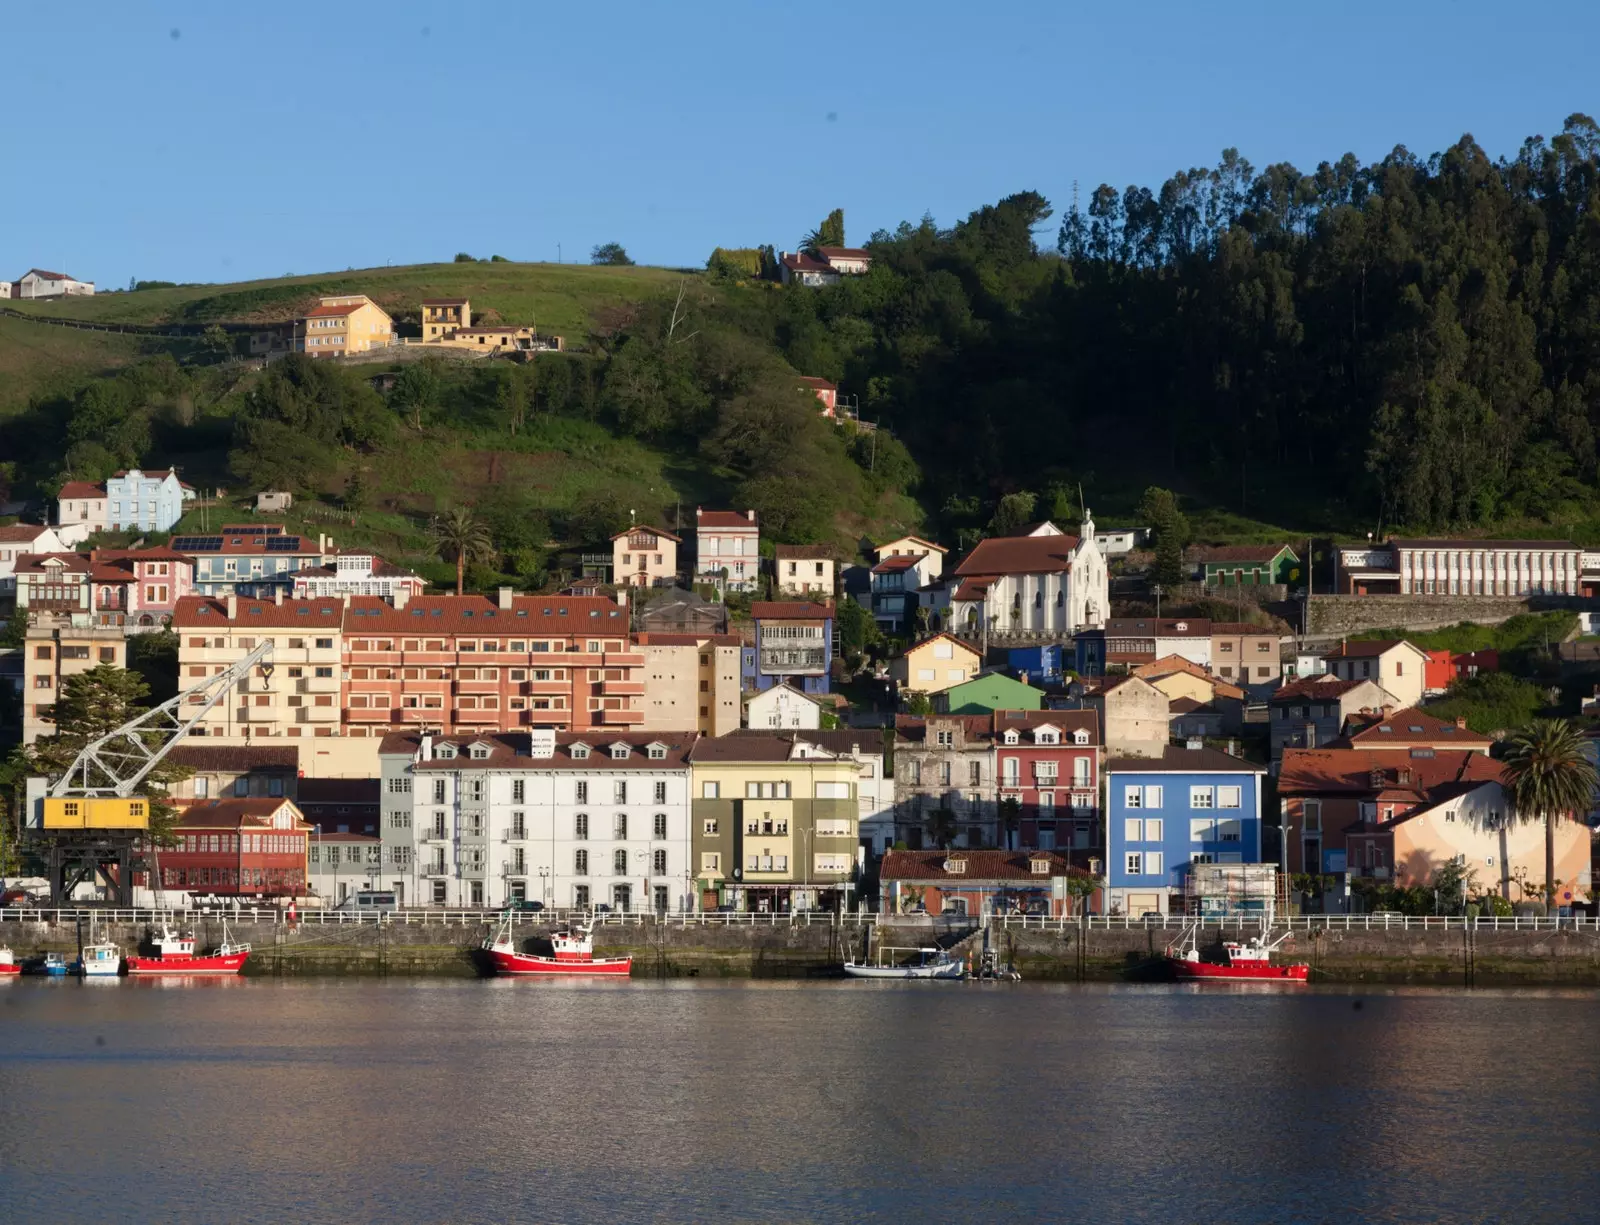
[1307,594,1538,636]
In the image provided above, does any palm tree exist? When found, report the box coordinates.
[1500,718,1597,911]
[427,505,496,597]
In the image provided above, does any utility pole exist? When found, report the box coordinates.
[1153,584,1163,620]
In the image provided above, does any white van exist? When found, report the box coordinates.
[337,890,399,915]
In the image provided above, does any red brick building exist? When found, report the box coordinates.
[991,709,1100,854]
[879,849,1092,917]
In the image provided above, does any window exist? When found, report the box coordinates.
[512,779,525,803]
[935,729,954,748]
[1124,786,1142,808]
[1143,785,1163,808]
[1217,820,1241,842]
[1302,799,1322,832]
[613,849,628,875]
[815,781,851,800]
[1144,819,1162,841]
[1190,819,1215,842]
[653,813,668,839]
[969,761,981,786]
[511,812,526,839]
[1190,786,1214,809]
[652,849,668,875]
[614,814,628,840]
[1125,852,1142,875]
[575,781,588,804]
[387,777,412,795]
[614,781,628,805]
[574,849,588,876]
[1216,785,1242,809]
[701,852,721,873]
[703,819,718,835]
[1003,758,1020,787]
[654,780,667,803]
[702,781,720,799]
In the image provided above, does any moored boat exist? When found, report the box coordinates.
[1165,921,1309,983]
[843,946,966,980]
[0,947,22,976]
[77,941,123,977]
[24,952,71,977]
[126,920,251,977]
[483,914,633,976]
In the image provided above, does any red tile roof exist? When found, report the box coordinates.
[954,532,1080,577]
[880,849,1084,882]
[173,595,347,629]
[304,302,365,318]
[695,509,757,529]
[872,554,925,574]
[780,252,831,273]
[751,600,833,620]
[774,544,833,560]
[421,298,469,305]
[894,714,993,744]
[1277,748,1501,796]
[1105,746,1265,773]
[173,798,310,829]
[385,730,697,770]
[1101,617,1213,638]
[347,593,629,634]
[1272,677,1374,702]
[0,524,56,542]
[57,481,106,500]
[1342,707,1493,749]
[1390,537,1578,551]
[990,708,1099,742]
[166,745,299,771]
[816,246,872,262]
[796,376,837,391]
[24,269,72,281]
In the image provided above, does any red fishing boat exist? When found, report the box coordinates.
[483,914,632,976]
[1166,921,1309,982]
[125,920,251,976]
[0,947,21,976]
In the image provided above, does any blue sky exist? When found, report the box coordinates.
[2,1,1595,287]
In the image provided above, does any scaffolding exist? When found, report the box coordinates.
[1179,863,1286,918]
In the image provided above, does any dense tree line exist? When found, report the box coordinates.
[742,115,1600,536]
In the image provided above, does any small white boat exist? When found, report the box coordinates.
[843,946,965,980]
[76,914,123,978]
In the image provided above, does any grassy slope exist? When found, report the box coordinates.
[0,316,153,414]
[5,261,687,332]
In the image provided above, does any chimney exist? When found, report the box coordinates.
[615,588,628,608]
[746,509,755,523]
[419,734,433,762]
[1227,738,1237,757]
[1399,766,1413,786]
[342,592,352,609]
[1381,704,1395,717]
[226,594,237,620]
[497,586,514,611]
[1455,716,1467,730]
[696,506,704,522]
[319,533,327,554]
[275,588,284,606]
[393,588,409,611]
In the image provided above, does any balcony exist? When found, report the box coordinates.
[603,651,645,668]
[597,707,646,725]
[529,651,574,667]
[343,706,393,723]
[346,649,401,666]
[524,679,568,696]
[402,651,456,667]
[453,706,501,723]
[454,678,500,695]
[1338,549,1396,573]
[295,676,340,694]
[600,679,645,696]
[521,707,569,725]
[298,704,340,723]
[400,706,446,724]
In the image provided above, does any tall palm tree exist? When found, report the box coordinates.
[1500,718,1597,910]
[427,505,496,597]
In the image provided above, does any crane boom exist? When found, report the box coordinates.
[47,640,276,798]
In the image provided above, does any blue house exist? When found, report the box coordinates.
[742,600,834,695]
[1104,746,1266,917]
[106,468,190,533]
[173,524,325,597]
[1007,643,1066,684]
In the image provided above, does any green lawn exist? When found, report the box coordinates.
[0,316,157,414]
[6,261,691,333]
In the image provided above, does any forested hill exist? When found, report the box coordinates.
[758,113,1600,540]
[8,114,1600,563]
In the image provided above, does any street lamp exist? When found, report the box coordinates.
[538,866,551,909]
[1152,584,1164,619]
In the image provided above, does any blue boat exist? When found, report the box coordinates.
[24,952,70,977]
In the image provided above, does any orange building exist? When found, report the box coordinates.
[340,589,644,737]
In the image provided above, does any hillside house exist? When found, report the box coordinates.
[1189,544,1300,588]
[0,524,68,594]
[692,508,759,593]
[797,376,838,415]
[636,631,742,737]
[1320,639,1430,709]
[1078,674,1170,759]
[105,468,191,533]
[298,295,393,357]
[744,601,834,695]
[1336,538,1594,596]
[421,298,471,341]
[1074,616,1214,675]
[934,673,1045,716]
[256,491,294,513]
[773,545,836,596]
[745,681,823,730]
[893,715,996,850]
[611,525,681,589]
[879,849,1088,918]
[992,709,1100,853]
[891,632,982,696]
[16,268,94,298]
[1269,676,1399,758]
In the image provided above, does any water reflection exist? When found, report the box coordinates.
[0,981,1594,1223]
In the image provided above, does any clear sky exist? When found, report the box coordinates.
[2,1,1596,288]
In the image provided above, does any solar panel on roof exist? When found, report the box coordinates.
[172,536,223,551]
[265,536,302,552]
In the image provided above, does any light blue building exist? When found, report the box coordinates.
[1007,643,1066,684]
[106,468,189,533]
[1105,746,1267,917]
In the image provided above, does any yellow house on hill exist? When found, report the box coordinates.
[421,298,470,340]
[415,297,564,354]
[299,295,393,357]
[891,632,981,695]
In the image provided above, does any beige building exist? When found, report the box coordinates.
[1209,622,1283,688]
[890,632,981,695]
[774,545,836,596]
[636,632,741,737]
[1320,640,1429,709]
[55,481,109,540]
[612,525,681,588]
[299,295,393,357]
[421,298,471,341]
[688,732,862,911]
[174,594,345,739]
[744,682,822,730]
[23,625,125,744]
[1085,674,1169,759]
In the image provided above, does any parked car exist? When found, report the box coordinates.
[506,899,544,913]
[0,888,41,908]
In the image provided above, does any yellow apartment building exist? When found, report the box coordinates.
[688,733,861,911]
[174,594,346,739]
[611,524,681,588]
[299,295,393,357]
[637,632,741,737]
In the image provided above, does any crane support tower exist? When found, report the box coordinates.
[24,641,275,905]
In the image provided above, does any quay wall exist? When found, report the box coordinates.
[9,917,1600,984]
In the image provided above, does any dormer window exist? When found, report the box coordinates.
[647,743,667,760]
[469,743,491,760]
[1073,729,1089,746]
[1035,729,1058,745]
[570,743,591,760]
[1029,856,1050,876]
[1004,730,1019,745]
[436,744,457,760]
[943,856,967,875]
[609,743,631,760]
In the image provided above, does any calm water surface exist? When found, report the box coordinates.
[0,978,1595,1223]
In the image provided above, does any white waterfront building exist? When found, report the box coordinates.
[379,729,698,912]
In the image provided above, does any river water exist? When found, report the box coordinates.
[0,979,1595,1223]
